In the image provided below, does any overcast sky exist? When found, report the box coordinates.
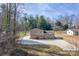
[18,3,79,19]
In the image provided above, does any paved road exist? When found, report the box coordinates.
[18,36,79,51]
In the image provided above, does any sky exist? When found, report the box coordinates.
[18,3,79,20]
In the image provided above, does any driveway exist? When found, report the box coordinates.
[18,36,79,51]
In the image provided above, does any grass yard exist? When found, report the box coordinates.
[19,45,64,56]
[55,31,79,47]
[16,31,30,40]
[16,45,79,56]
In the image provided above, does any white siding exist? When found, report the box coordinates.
[67,30,74,36]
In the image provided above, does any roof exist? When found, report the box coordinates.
[69,28,79,32]
[30,28,43,31]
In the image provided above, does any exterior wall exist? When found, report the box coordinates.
[67,30,74,36]
[74,32,79,35]
[30,28,44,39]
[30,28,54,39]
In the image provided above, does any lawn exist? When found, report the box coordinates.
[54,31,79,47]
[16,45,79,56]
[16,31,30,40]
[19,45,64,56]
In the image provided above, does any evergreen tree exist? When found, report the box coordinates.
[37,16,47,30]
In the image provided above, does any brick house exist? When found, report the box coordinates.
[30,28,54,39]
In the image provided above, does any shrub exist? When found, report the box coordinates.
[10,49,28,56]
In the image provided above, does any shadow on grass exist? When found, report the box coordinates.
[10,48,36,56]
[20,45,67,56]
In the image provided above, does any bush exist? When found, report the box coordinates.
[10,49,28,56]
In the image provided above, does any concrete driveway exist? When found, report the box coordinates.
[18,36,78,51]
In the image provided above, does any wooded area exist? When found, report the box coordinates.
[0,3,16,55]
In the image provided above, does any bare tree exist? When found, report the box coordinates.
[12,3,16,47]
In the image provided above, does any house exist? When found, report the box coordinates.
[67,28,79,36]
[30,28,54,39]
